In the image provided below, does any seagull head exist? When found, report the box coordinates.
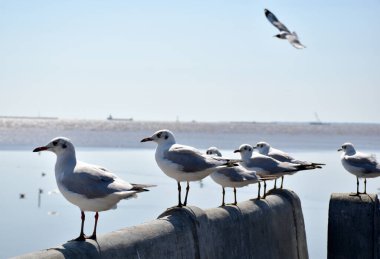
[274,33,287,39]
[140,129,176,145]
[206,147,222,157]
[338,142,356,155]
[234,144,254,160]
[33,137,75,155]
[254,141,270,155]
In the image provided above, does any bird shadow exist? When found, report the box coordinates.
[48,239,102,258]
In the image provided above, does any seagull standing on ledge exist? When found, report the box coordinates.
[33,137,155,241]
[338,142,380,195]
[264,9,306,49]
[206,147,263,204]
[234,144,314,197]
[141,130,237,207]
[254,141,325,188]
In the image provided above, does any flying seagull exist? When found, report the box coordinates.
[33,137,155,241]
[264,9,306,49]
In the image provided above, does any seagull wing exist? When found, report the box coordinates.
[264,9,290,33]
[344,153,380,173]
[61,162,134,199]
[164,144,225,173]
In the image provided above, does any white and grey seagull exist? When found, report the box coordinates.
[141,130,237,207]
[264,9,306,49]
[254,141,325,188]
[338,142,380,195]
[206,147,263,205]
[33,137,155,241]
[234,144,314,197]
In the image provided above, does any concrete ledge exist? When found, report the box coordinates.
[328,193,380,259]
[14,189,308,259]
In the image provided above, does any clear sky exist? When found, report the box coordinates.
[1,0,379,123]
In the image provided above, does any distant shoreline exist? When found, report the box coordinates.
[0,117,379,150]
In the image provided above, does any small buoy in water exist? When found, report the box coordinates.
[19,193,26,199]
[41,172,46,177]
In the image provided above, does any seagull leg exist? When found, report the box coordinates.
[87,212,99,240]
[257,182,261,200]
[233,187,237,205]
[364,178,367,194]
[263,180,267,198]
[350,177,360,196]
[274,179,277,189]
[177,181,182,207]
[357,177,360,195]
[183,181,190,206]
[72,211,86,241]
[280,176,284,189]
[221,187,225,206]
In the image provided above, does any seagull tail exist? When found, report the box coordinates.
[131,183,157,192]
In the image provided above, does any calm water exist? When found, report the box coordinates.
[1,146,380,258]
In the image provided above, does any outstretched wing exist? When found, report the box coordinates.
[264,9,290,33]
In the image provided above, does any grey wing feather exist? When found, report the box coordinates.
[165,145,223,172]
[216,167,246,182]
[62,163,131,199]
[265,9,290,33]
[345,155,380,172]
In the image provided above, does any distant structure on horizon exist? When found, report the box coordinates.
[310,112,330,125]
[107,114,133,122]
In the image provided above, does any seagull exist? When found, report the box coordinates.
[338,142,380,195]
[141,130,237,207]
[264,9,306,49]
[234,144,313,197]
[33,137,155,241]
[254,141,325,188]
[206,147,263,204]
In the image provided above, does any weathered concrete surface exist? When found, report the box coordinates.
[14,189,308,259]
[328,193,380,259]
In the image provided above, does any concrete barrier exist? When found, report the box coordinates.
[328,193,380,259]
[14,189,308,259]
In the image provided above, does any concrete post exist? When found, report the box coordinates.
[328,193,380,259]
[14,189,308,259]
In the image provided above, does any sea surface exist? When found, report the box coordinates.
[1,118,380,258]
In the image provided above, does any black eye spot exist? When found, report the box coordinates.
[249,148,252,152]
[62,144,67,149]
[52,141,58,146]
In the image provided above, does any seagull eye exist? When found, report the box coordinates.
[52,141,58,146]
[164,135,168,140]
[249,148,252,152]
[157,133,161,138]
[62,144,67,149]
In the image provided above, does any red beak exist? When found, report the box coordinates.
[33,146,49,152]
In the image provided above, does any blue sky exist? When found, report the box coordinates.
[1,0,379,123]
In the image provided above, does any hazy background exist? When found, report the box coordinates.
[1,0,379,123]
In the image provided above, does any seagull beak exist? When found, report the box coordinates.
[337,148,343,152]
[33,146,49,152]
[233,149,241,153]
[140,137,153,143]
